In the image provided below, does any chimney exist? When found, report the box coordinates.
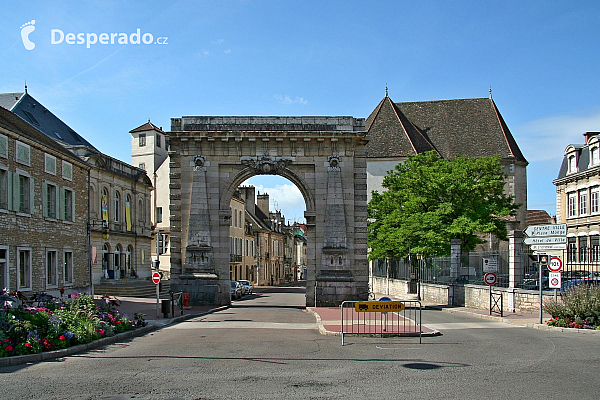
[238,186,256,214]
[584,131,600,144]
[257,193,270,216]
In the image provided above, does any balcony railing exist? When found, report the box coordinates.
[230,254,242,263]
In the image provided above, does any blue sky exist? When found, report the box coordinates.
[2,1,600,223]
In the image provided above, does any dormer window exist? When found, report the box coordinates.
[568,155,577,174]
[592,147,599,166]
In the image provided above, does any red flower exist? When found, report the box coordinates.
[5,345,13,352]
[3,339,9,343]
[116,321,121,324]
[59,335,66,340]
[25,343,32,348]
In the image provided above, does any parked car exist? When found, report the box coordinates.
[239,280,253,295]
[230,281,242,299]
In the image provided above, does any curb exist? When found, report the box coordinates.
[305,308,340,336]
[0,305,230,368]
[441,307,600,334]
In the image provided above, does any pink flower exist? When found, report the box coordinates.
[59,335,66,341]
[99,329,105,336]
[25,343,32,348]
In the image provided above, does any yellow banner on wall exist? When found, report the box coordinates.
[101,194,108,221]
[125,201,132,231]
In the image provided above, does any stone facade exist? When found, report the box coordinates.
[69,147,154,284]
[554,132,600,265]
[167,116,368,306]
[0,107,91,296]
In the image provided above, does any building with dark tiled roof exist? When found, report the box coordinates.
[366,94,528,235]
[1,90,154,289]
[0,104,91,295]
[553,131,600,265]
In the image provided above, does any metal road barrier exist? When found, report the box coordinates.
[340,300,422,345]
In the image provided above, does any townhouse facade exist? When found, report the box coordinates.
[554,131,600,265]
[0,105,91,296]
[1,91,153,288]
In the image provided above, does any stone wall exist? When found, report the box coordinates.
[0,127,90,296]
[372,276,556,313]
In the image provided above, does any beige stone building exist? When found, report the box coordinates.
[68,146,154,283]
[0,105,91,296]
[130,121,171,276]
[554,131,600,265]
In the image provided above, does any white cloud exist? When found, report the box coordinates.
[274,94,308,105]
[516,109,600,163]
[224,49,231,54]
[211,39,225,45]
[249,183,306,223]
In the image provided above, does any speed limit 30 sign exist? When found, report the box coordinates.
[548,256,562,272]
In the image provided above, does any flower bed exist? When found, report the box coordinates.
[543,284,600,330]
[0,291,146,358]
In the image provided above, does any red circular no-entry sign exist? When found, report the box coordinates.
[152,271,161,284]
[484,272,497,286]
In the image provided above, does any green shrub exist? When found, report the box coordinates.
[544,284,600,327]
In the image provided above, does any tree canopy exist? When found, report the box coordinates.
[367,151,519,259]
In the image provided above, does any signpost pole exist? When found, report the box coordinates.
[539,261,543,325]
[156,279,160,318]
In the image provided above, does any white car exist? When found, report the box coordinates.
[238,280,253,295]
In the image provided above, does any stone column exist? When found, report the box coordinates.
[508,230,524,288]
[172,155,221,305]
[450,239,461,281]
[316,155,352,306]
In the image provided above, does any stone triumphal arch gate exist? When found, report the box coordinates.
[167,116,368,307]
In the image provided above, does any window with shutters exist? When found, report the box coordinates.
[139,133,146,147]
[45,154,57,175]
[0,166,7,210]
[62,161,73,181]
[44,182,57,219]
[14,171,33,214]
[17,247,31,290]
[46,249,58,288]
[16,141,30,166]
[64,250,73,285]
[0,134,7,159]
[63,187,74,222]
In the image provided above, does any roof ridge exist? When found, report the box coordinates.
[489,98,528,164]
[365,96,386,131]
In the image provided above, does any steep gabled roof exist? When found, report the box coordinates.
[367,96,527,164]
[0,105,88,166]
[130,121,164,134]
[0,92,25,111]
[4,92,98,150]
[366,96,436,157]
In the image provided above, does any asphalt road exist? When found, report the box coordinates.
[2,286,599,400]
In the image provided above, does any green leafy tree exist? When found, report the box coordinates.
[368,151,519,259]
